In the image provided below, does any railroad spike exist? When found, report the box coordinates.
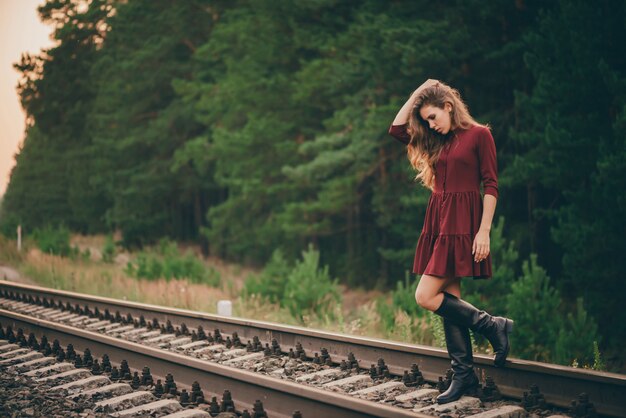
[569,392,598,418]
[410,363,424,385]
[208,396,220,414]
[232,332,242,347]
[66,344,76,360]
[164,373,177,395]
[197,325,206,340]
[74,354,84,368]
[153,379,164,397]
[520,384,547,411]
[347,352,358,369]
[179,389,190,406]
[253,399,268,417]
[27,333,38,350]
[119,359,130,376]
[140,366,153,385]
[91,359,102,375]
[131,371,141,389]
[191,381,204,404]
[83,348,94,367]
[369,364,377,379]
[480,376,502,402]
[437,375,450,392]
[252,336,262,351]
[51,339,61,355]
[271,339,281,355]
[101,354,111,370]
[221,390,235,412]
[403,370,417,387]
[320,348,330,364]
[6,326,15,343]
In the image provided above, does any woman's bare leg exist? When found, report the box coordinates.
[415,274,458,312]
[443,277,461,298]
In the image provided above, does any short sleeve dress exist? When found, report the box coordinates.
[388,123,498,280]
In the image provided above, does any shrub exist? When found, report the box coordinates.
[506,253,563,362]
[243,249,291,304]
[554,297,602,369]
[506,253,603,367]
[125,239,220,286]
[102,234,116,263]
[282,244,341,320]
[32,225,71,257]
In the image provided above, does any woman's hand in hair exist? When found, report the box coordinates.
[391,79,439,126]
[412,79,439,98]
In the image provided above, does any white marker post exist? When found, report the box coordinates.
[17,225,21,252]
[217,300,232,317]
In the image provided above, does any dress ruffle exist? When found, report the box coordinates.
[413,190,492,279]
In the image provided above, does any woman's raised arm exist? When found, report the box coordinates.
[391,79,439,125]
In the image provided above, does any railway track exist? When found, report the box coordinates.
[0,280,624,417]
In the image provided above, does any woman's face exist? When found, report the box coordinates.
[419,103,452,135]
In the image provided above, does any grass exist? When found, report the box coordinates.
[0,234,411,342]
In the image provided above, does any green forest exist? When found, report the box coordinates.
[1,0,625,369]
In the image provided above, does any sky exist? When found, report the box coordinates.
[0,0,54,196]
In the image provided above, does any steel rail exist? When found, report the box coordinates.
[1,280,625,417]
[0,307,429,418]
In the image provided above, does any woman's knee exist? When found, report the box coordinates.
[415,274,452,310]
[415,284,436,310]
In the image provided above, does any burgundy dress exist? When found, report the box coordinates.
[388,123,498,279]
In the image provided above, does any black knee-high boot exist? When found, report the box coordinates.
[434,291,514,368]
[436,318,479,404]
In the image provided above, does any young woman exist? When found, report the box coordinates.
[388,79,514,404]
